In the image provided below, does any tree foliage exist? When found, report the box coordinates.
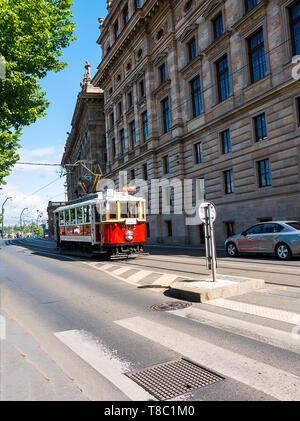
[0,0,76,184]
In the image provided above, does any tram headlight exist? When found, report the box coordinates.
[125,230,134,242]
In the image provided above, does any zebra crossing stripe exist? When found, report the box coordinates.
[169,306,300,353]
[115,316,300,401]
[207,298,300,325]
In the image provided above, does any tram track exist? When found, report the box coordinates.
[6,238,300,289]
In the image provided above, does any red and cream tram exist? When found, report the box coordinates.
[53,189,146,258]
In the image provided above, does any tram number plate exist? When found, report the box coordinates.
[125,218,137,225]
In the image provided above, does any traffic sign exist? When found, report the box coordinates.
[198,201,217,223]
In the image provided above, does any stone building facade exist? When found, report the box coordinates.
[62,61,106,200]
[92,0,300,245]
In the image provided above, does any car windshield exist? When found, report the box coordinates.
[286,222,300,230]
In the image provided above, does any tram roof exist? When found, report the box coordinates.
[54,191,145,213]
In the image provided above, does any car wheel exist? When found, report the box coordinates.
[226,242,239,257]
[275,243,292,260]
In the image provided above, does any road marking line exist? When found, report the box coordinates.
[115,316,300,401]
[112,267,134,276]
[0,315,6,340]
[170,307,300,353]
[99,264,115,271]
[127,270,153,282]
[207,299,300,325]
[54,329,154,401]
[153,273,178,286]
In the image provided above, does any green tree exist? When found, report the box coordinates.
[0,0,76,184]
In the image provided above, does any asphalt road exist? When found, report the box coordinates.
[0,238,300,401]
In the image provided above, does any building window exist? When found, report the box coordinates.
[130,169,135,180]
[112,138,116,157]
[216,55,231,102]
[120,129,125,155]
[127,91,133,108]
[123,4,129,26]
[224,169,234,194]
[146,223,150,237]
[139,80,145,98]
[290,1,300,55]
[136,0,141,9]
[224,221,235,237]
[296,97,300,126]
[142,111,149,141]
[118,101,123,118]
[245,0,259,12]
[188,38,197,61]
[163,155,170,174]
[142,163,148,180]
[185,0,193,13]
[157,29,164,40]
[254,113,267,141]
[130,121,136,148]
[161,97,171,133]
[114,21,119,41]
[221,129,231,154]
[110,112,114,129]
[213,14,224,39]
[248,30,267,83]
[159,63,167,84]
[194,142,203,164]
[166,220,172,237]
[258,159,271,187]
[190,76,202,117]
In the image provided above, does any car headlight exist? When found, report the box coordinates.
[125,230,134,242]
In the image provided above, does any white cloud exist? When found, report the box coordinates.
[0,182,65,226]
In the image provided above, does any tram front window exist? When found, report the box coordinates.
[120,202,139,219]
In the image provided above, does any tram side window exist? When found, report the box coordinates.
[99,203,107,221]
[83,206,90,224]
[70,208,76,225]
[59,212,64,226]
[77,207,83,224]
[141,202,146,220]
[65,210,70,225]
[94,205,100,223]
[108,201,117,220]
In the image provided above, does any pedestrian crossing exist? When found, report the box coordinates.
[54,296,300,401]
[85,261,188,288]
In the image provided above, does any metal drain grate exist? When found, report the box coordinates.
[150,302,192,311]
[125,358,224,400]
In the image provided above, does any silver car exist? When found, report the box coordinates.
[225,221,300,260]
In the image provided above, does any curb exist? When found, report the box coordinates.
[169,275,265,303]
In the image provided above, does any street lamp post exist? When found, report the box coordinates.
[1,197,12,239]
[20,208,28,236]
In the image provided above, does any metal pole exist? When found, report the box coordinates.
[20,208,28,236]
[204,206,211,270]
[208,205,217,282]
[1,197,12,239]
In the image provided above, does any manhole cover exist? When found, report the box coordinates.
[150,302,192,311]
[125,358,224,400]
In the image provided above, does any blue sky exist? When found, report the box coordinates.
[1,0,108,226]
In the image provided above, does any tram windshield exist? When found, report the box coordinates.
[120,202,139,219]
